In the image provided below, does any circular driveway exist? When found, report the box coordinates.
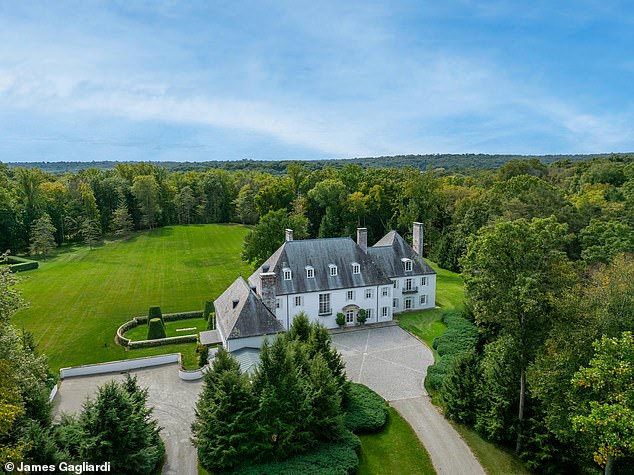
[331,324,434,401]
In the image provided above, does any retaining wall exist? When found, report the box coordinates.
[59,353,180,379]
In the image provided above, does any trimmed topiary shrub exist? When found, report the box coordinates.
[197,344,209,367]
[357,309,367,325]
[148,306,163,324]
[427,311,479,391]
[336,312,346,326]
[7,256,39,272]
[147,318,166,340]
[203,300,213,318]
[343,383,388,433]
[207,311,215,330]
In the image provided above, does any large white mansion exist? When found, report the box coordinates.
[212,223,436,351]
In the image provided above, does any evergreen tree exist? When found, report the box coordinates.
[111,199,133,235]
[29,213,57,256]
[79,217,100,249]
[78,375,164,475]
[192,349,259,471]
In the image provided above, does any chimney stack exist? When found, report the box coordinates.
[258,271,277,312]
[357,227,367,252]
[285,228,294,242]
[413,222,423,256]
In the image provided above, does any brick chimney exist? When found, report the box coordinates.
[285,228,294,242]
[258,271,277,312]
[357,227,367,253]
[413,222,423,256]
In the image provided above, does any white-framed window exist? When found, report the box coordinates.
[329,264,338,277]
[405,298,413,310]
[352,263,360,274]
[405,278,414,291]
[382,306,389,317]
[276,298,281,309]
[402,258,412,272]
[420,295,427,305]
[347,290,355,301]
[319,293,331,315]
[393,298,398,308]
[365,308,373,320]
[421,276,428,286]
[382,286,390,297]
[306,266,314,278]
[345,310,355,324]
[393,280,399,289]
[295,296,303,307]
[283,268,292,280]
[365,288,373,299]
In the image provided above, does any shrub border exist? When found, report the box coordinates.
[5,256,39,272]
[115,310,204,348]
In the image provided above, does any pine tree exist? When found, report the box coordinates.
[111,199,133,235]
[192,349,259,471]
[29,213,56,256]
[79,217,100,249]
[78,375,164,475]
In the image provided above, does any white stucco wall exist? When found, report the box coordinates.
[274,284,395,330]
[391,273,436,313]
[227,334,277,352]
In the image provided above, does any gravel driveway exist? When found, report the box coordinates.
[53,364,203,475]
[332,325,485,475]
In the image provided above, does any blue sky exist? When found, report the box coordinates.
[1,1,633,162]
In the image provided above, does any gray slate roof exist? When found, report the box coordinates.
[214,277,284,340]
[232,347,261,375]
[368,231,436,278]
[248,237,392,295]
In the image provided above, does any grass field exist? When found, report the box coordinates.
[358,407,436,474]
[397,261,464,351]
[124,317,208,341]
[11,224,251,372]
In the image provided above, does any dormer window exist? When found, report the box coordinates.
[305,266,314,278]
[352,262,360,274]
[329,264,338,277]
[283,268,292,281]
[401,258,413,272]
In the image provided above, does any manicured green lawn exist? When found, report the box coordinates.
[397,261,464,350]
[358,407,435,474]
[12,224,251,372]
[124,317,208,341]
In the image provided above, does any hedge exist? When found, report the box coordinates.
[343,383,388,433]
[6,256,39,272]
[233,430,360,475]
[427,311,479,391]
[128,334,197,349]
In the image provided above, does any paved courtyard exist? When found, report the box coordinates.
[53,364,203,475]
[332,324,433,400]
[332,325,485,475]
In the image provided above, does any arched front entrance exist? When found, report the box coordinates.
[342,304,359,326]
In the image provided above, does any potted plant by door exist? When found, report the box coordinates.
[357,309,367,325]
[336,312,346,328]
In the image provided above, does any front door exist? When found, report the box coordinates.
[345,310,355,324]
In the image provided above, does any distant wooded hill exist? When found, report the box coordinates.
[7,152,634,175]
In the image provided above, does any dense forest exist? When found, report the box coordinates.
[7,152,634,175]
[1,155,634,473]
